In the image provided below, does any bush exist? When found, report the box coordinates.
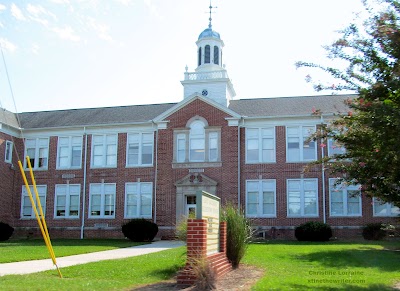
[175,213,195,242]
[295,221,332,242]
[0,222,14,241]
[362,223,386,240]
[122,219,158,242]
[221,204,252,269]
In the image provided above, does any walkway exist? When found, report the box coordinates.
[0,240,184,276]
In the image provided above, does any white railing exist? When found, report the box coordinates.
[184,70,229,81]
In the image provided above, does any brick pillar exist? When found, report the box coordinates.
[219,221,227,255]
[186,219,207,259]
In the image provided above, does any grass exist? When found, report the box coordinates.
[244,240,400,290]
[0,239,144,263]
[0,240,399,290]
[0,247,186,291]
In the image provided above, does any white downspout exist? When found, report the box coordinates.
[153,122,158,224]
[238,119,243,208]
[320,116,327,224]
[80,127,88,239]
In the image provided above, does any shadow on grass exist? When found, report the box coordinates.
[0,239,144,247]
[288,283,394,291]
[293,248,400,272]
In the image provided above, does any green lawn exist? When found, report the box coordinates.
[244,240,400,290]
[0,240,399,290]
[0,239,143,263]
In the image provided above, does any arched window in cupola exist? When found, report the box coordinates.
[198,47,202,67]
[213,46,219,65]
[205,45,211,64]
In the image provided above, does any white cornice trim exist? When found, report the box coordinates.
[153,94,241,122]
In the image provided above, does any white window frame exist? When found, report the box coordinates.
[126,132,154,167]
[327,138,346,157]
[89,183,116,218]
[57,136,83,169]
[54,184,81,219]
[91,134,117,168]
[24,138,49,170]
[174,122,221,164]
[189,120,206,162]
[329,178,362,217]
[21,185,47,219]
[287,178,318,217]
[4,140,13,164]
[124,182,153,218]
[245,127,276,163]
[286,125,316,162]
[245,179,276,218]
[373,198,400,217]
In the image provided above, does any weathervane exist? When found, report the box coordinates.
[208,0,217,29]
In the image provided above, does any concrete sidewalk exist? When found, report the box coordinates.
[0,240,184,276]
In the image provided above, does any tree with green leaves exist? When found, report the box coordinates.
[296,0,400,207]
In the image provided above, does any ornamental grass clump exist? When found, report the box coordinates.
[221,204,252,269]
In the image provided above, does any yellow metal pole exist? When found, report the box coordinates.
[26,157,56,260]
[18,159,63,278]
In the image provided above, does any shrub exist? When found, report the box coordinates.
[175,213,195,242]
[295,221,332,242]
[221,204,252,269]
[362,223,386,240]
[0,222,14,241]
[122,219,158,242]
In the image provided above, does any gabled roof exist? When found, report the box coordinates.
[153,93,241,122]
[18,103,177,129]
[228,94,355,117]
[0,108,20,129]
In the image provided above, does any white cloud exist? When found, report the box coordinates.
[86,17,113,42]
[0,38,17,52]
[0,4,6,12]
[26,4,57,27]
[48,0,70,4]
[31,43,40,54]
[114,0,133,5]
[11,3,26,21]
[144,0,161,19]
[52,26,80,42]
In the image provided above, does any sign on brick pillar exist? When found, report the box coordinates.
[177,191,232,287]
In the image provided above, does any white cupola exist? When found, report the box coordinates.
[181,5,236,107]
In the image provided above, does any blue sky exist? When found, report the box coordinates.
[0,0,364,113]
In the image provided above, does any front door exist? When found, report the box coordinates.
[185,195,196,217]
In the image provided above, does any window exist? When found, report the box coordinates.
[125,182,152,218]
[287,179,318,217]
[89,183,116,218]
[4,140,13,163]
[189,121,205,162]
[21,185,46,219]
[25,138,49,170]
[177,134,186,163]
[174,118,220,164]
[246,180,276,217]
[54,184,80,218]
[198,47,202,66]
[205,45,210,63]
[329,179,361,216]
[126,133,154,167]
[246,127,275,163]
[328,138,346,157]
[91,134,117,168]
[57,136,82,169]
[286,126,316,162]
[213,46,219,65]
[373,198,400,216]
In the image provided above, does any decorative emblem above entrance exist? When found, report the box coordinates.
[201,89,208,96]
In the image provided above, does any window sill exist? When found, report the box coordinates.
[246,215,277,218]
[88,216,116,219]
[245,161,276,165]
[287,215,319,218]
[54,217,80,220]
[172,162,222,169]
[124,216,152,219]
[329,215,362,218]
[125,165,154,168]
